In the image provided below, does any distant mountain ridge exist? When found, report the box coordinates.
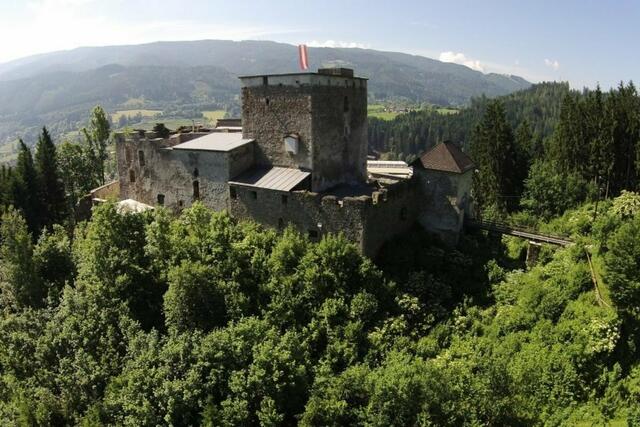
[0,39,531,146]
[0,40,529,104]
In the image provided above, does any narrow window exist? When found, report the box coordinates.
[262,76,268,86]
[129,170,136,183]
[281,194,288,205]
[138,150,145,167]
[265,98,270,106]
[230,187,237,199]
[278,218,284,229]
[193,180,200,200]
[178,200,184,208]
[125,147,132,163]
[157,194,165,206]
[193,168,199,178]
[343,96,350,112]
[400,207,408,221]
[250,191,257,200]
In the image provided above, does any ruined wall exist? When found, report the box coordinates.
[414,168,473,245]
[116,134,254,212]
[241,74,368,192]
[228,177,419,258]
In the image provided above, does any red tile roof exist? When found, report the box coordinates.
[412,142,475,174]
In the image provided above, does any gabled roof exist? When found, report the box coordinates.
[229,167,311,192]
[412,142,475,174]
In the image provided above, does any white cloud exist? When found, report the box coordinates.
[306,40,369,49]
[438,51,484,72]
[544,58,560,70]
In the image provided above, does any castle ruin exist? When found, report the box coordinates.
[114,68,475,256]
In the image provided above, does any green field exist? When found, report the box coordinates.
[435,107,459,115]
[202,110,226,124]
[111,109,162,122]
[368,104,400,120]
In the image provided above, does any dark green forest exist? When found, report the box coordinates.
[1,79,640,424]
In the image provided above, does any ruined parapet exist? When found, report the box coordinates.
[228,174,421,257]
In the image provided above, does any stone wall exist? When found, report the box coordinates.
[229,177,419,257]
[116,134,254,213]
[241,85,313,171]
[414,168,473,245]
[311,84,368,191]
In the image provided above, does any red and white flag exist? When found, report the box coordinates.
[298,44,309,70]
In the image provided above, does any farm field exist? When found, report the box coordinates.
[111,109,163,122]
[367,104,400,120]
[202,110,227,124]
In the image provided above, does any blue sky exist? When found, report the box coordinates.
[0,0,637,88]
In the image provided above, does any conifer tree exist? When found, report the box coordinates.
[35,127,67,229]
[11,140,42,235]
[470,100,518,213]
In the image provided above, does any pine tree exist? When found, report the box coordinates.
[470,100,518,213]
[35,127,67,229]
[11,140,42,236]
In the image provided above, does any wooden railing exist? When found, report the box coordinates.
[465,218,573,246]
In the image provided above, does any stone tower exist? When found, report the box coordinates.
[239,68,368,192]
[412,142,475,245]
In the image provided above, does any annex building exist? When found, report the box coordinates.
[113,68,475,256]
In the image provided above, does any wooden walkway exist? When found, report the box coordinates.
[465,219,573,246]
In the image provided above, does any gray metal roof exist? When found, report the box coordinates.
[229,167,310,192]
[172,132,254,152]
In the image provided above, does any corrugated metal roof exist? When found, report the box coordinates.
[229,167,311,192]
[172,132,254,152]
[412,142,474,174]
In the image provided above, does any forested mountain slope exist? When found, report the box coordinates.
[0,40,530,146]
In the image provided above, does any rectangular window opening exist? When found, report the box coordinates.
[129,170,136,183]
[230,187,237,199]
[157,194,165,206]
[138,150,145,167]
[193,180,200,200]
[281,194,288,205]
[251,191,257,200]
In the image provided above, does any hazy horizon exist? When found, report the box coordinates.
[0,0,638,89]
